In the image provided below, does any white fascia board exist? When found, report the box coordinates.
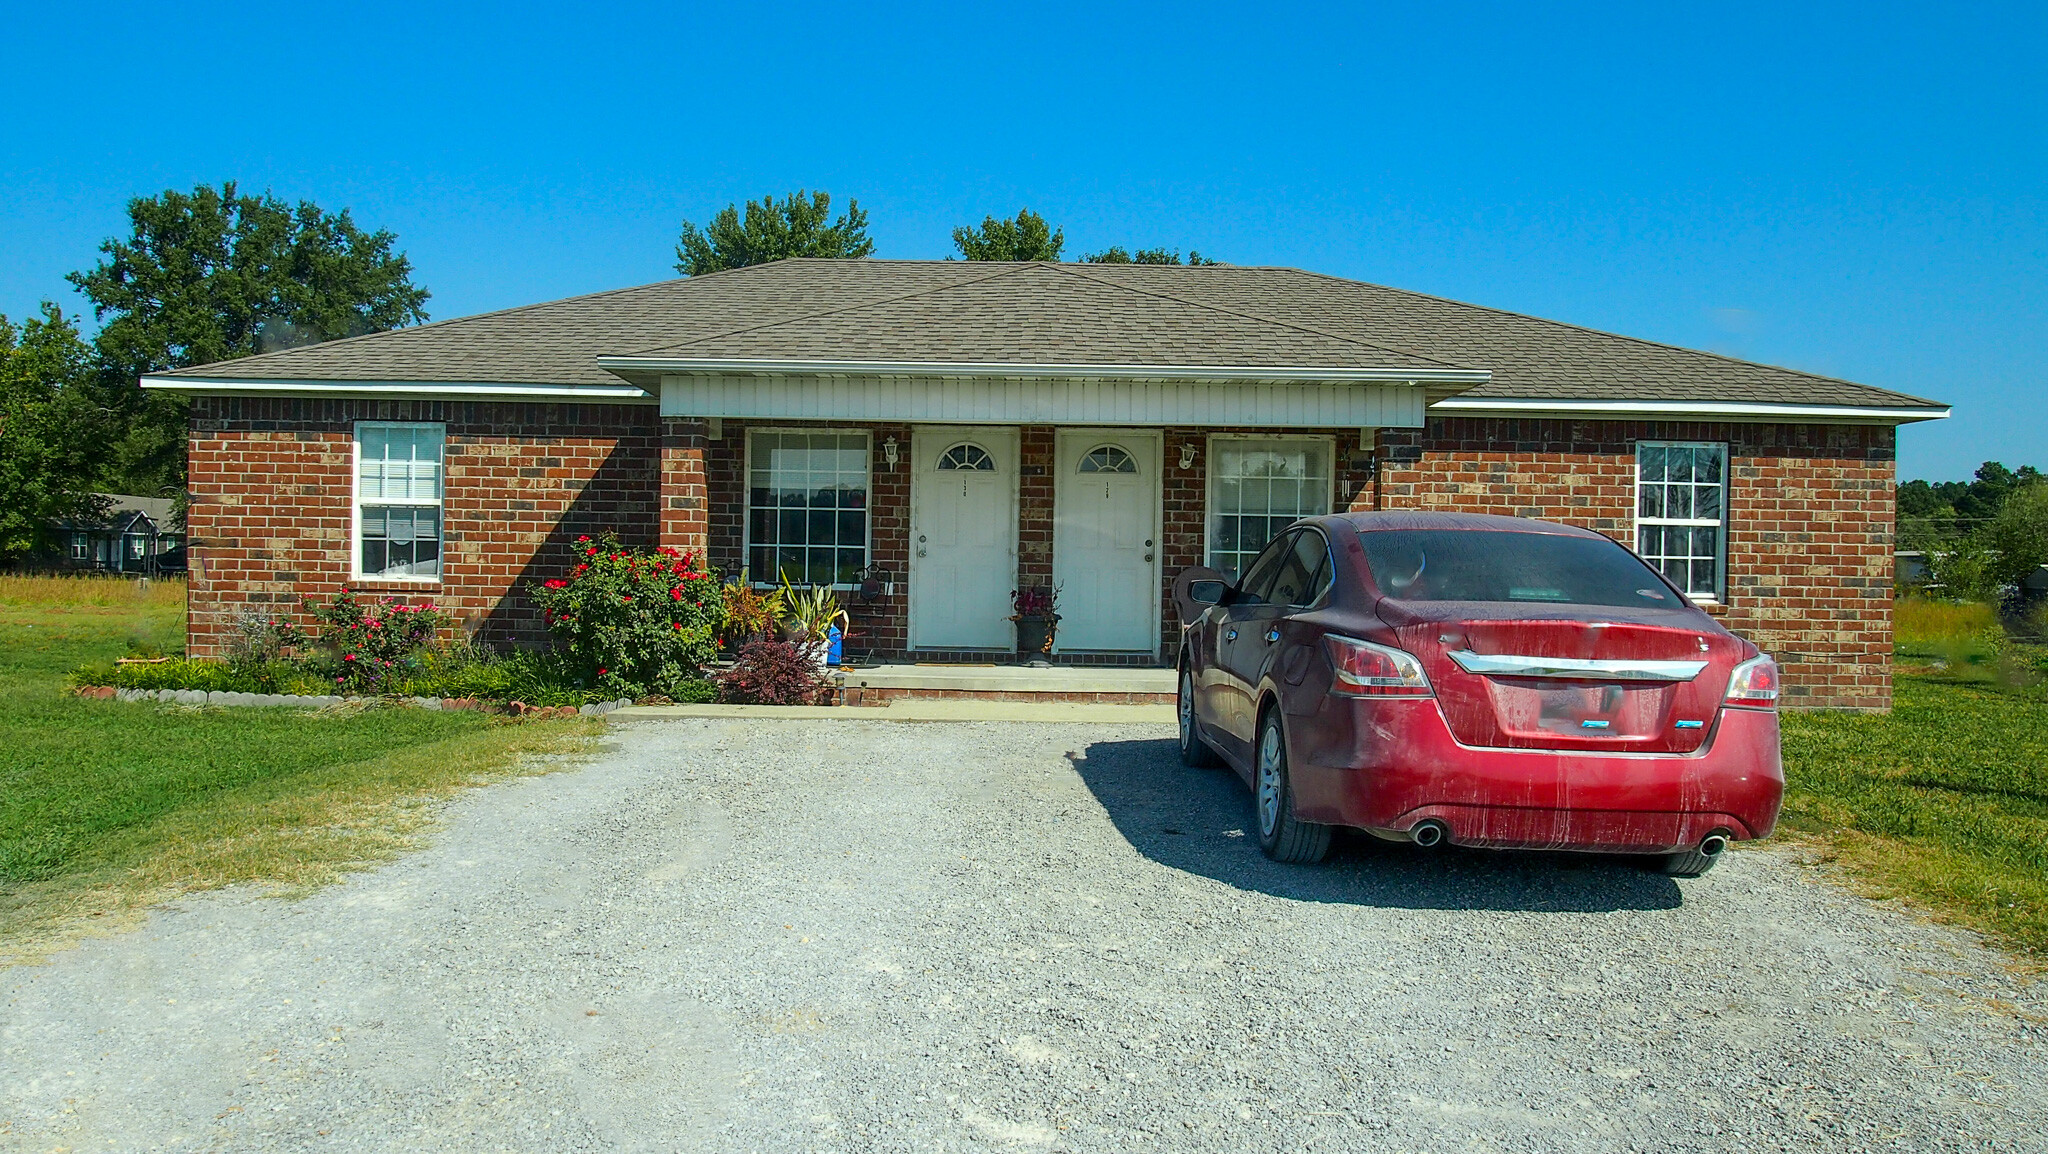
[1430,396,1952,425]
[601,355,1490,385]
[141,375,654,401]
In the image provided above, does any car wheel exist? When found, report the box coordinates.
[1178,669,1223,768]
[1254,710,1330,863]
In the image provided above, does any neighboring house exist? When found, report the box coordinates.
[142,259,1948,709]
[47,494,186,575]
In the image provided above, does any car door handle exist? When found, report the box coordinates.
[1264,629,1281,643]
[1224,629,1237,641]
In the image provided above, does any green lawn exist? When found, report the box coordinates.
[1780,661,2048,961]
[0,577,588,962]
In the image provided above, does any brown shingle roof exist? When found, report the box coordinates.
[164,258,1941,410]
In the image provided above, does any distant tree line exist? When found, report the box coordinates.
[1899,462,2048,601]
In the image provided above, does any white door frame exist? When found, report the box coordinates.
[1052,428,1163,655]
[909,425,1020,650]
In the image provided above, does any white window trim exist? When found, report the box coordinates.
[742,426,874,591]
[1203,434,1338,574]
[1633,439,1728,604]
[352,420,446,583]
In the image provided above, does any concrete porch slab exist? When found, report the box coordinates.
[841,664,1176,695]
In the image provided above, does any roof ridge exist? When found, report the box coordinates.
[1275,267,1943,407]
[624,262,1080,355]
[1050,263,1473,372]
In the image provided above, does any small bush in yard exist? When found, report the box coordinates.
[528,533,725,697]
[716,640,829,705]
[302,591,453,693]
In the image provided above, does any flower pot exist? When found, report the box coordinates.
[1015,615,1056,660]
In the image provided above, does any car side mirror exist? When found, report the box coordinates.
[1172,566,1229,627]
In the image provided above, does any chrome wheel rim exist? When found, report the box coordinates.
[1178,673,1194,748]
[1257,723,1283,838]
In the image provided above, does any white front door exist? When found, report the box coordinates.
[1053,430,1160,653]
[909,427,1019,649]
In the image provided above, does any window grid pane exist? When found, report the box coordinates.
[356,422,445,579]
[747,432,870,585]
[1208,439,1331,579]
[1635,441,1725,599]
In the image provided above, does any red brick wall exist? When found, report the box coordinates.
[187,397,660,657]
[188,404,1896,706]
[1373,418,1896,709]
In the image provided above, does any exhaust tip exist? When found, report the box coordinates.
[1410,819,1449,849]
[1699,832,1731,857]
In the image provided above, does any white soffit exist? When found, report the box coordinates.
[657,373,1434,428]
[141,376,656,402]
[1430,397,1952,424]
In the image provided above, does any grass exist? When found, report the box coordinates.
[0,575,596,964]
[1777,596,2048,963]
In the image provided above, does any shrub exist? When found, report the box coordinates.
[227,608,302,666]
[301,591,453,694]
[719,578,783,647]
[528,533,725,697]
[715,639,829,705]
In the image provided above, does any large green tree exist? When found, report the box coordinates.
[674,190,874,275]
[1082,246,1219,266]
[1985,483,2048,588]
[67,182,431,493]
[952,210,1064,261]
[0,305,108,561]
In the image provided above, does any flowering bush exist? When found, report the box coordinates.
[715,639,829,705]
[302,591,453,693]
[528,533,725,697]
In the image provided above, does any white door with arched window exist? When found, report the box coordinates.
[910,426,1019,649]
[1053,430,1161,653]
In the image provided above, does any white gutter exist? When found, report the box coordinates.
[596,355,1491,385]
[1430,397,1951,424]
[141,376,654,401]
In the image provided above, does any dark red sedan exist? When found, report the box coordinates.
[1172,512,1782,876]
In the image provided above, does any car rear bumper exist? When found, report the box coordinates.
[1286,697,1783,853]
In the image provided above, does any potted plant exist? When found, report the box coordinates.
[1010,585,1060,666]
[781,580,846,669]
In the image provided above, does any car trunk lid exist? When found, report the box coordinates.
[1376,600,1742,752]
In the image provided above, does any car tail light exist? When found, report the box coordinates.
[1325,635,1433,697]
[1724,655,1779,708]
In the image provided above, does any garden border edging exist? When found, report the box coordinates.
[72,685,633,718]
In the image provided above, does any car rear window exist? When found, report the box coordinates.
[1358,529,1681,607]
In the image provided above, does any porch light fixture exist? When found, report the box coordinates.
[1179,443,1197,470]
[882,435,899,470]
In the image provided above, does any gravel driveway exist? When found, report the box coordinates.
[4,719,2044,1152]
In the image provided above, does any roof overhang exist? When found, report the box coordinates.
[141,375,655,402]
[1430,396,1952,425]
[643,362,1484,429]
[597,354,1490,389]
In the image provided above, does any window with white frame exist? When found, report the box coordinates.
[1636,441,1726,600]
[69,533,88,560]
[355,421,445,580]
[747,430,870,586]
[1207,437,1333,579]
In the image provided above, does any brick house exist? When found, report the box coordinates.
[146,259,1947,709]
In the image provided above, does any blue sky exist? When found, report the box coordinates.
[3,1,2040,480]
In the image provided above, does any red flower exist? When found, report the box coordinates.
[577,535,591,543]
[621,595,633,603]
[343,654,356,662]
[598,667,608,675]
[670,586,685,601]
[544,579,567,589]
[586,547,599,556]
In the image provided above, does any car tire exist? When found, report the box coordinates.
[1254,709,1331,863]
[1178,668,1223,768]
[1654,838,1728,878]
